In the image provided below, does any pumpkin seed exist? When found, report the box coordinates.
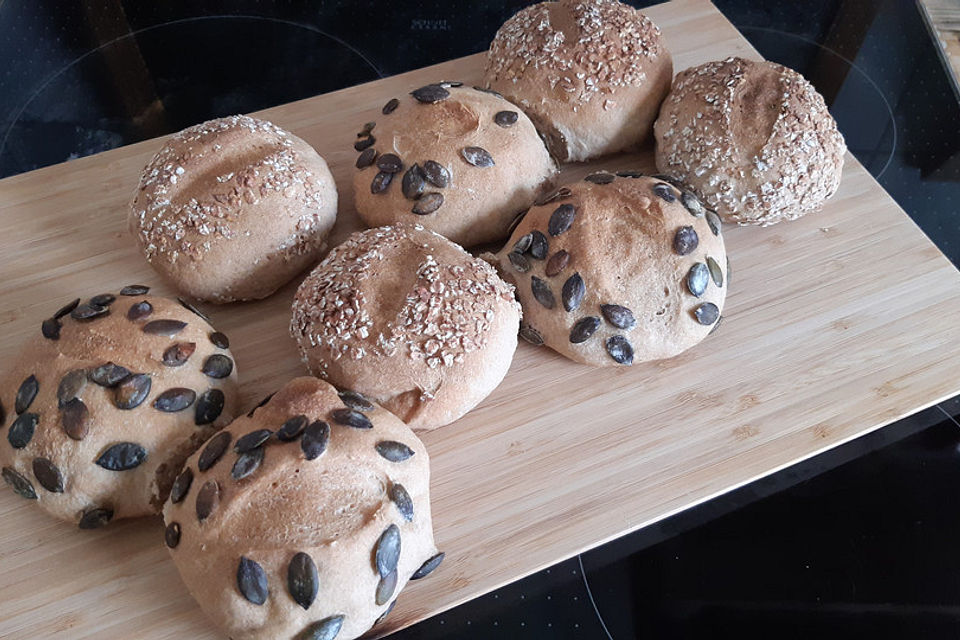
[512,233,533,254]
[681,191,704,217]
[15,374,39,414]
[411,552,445,580]
[534,187,572,206]
[548,204,575,236]
[338,390,374,412]
[96,442,147,470]
[202,354,234,379]
[411,83,449,103]
[288,552,319,610]
[78,507,113,529]
[195,389,225,426]
[653,182,677,202]
[90,293,116,307]
[358,121,375,137]
[71,303,109,321]
[389,483,414,522]
[209,331,230,349]
[545,250,570,277]
[197,431,231,471]
[494,110,518,127]
[600,304,636,330]
[41,318,61,340]
[231,447,264,481]
[673,226,699,255]
[686,263,709,297]
[569,316,601,343]
[165,522,181,549]
[706,210,722,236]
[507,251,531,273]
[354,135,375,152]
[126,300,153,321]
[519,324,544,345]
[605,335,634,365]
[301,421,330,460]
[529,230,548,259]
[277,414,309,441]
[616,170,644,178]
[376,441,415,462]
[375,524,401,577]
[376,153,403,174]
[55,370,86,409]
[299,616,344,640]
[331,408,372,429]
[61,398,89,440]
[89,362,131,387]
[237,556,268,605]
[54,298,80,319]
[235,429,272,453]
[163,342,197,367]
[531,276,555,309]
[382,97,400,114]
[371,171,393,194]
[561,272,585,312]
[401,164,426,200]
[195,480,220,521]
[32,457,64,493]
[170,467,193,504]
[2,466,37,500]
[8,413,37,449]
[113,373,151,409]
[412,192,444,215]
[461,146,494,168]
[120,285,150,296]
[584,172,615,184]
[706,256,723,287]
[143,319,188,336]
[355,147,377,169]
[178,298,211,322]
[422,160,449,187]
[154,388,197,412]
[694,302,720,325]
[376,570,398,606]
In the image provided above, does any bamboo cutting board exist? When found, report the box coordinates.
[2,0,960,637]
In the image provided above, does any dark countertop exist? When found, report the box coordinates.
[1,1,959,637]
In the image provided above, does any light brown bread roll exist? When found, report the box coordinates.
[484,0,673,162]
[163,376,441,640]
[0,286,239,528]
[491,173,726,366]
[291,224,521,431]
[654,56,846,226]
[130,115,338,302]
[352,82,555,247]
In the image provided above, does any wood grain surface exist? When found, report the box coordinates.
[2,0,960,638]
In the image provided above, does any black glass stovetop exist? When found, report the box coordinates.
[1,1,959,638]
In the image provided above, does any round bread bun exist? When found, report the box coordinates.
[352,83,555,247]
[162,376,441,640]
[654,56,846,226]
[0,286,239,528]
[483,0,673,163]
[492,173,726,366]
[290,224,521,431]
[130,115,338,303]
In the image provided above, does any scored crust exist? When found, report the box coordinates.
[493,173,727,366]
[0,287,239,527]
[352,83,555,247]
[484,0,673,162]
[129,115,338,302]
[654,56,846,226]
[290,224,521,431]
[162,376,440,640]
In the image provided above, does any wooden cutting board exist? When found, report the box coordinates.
[2,0,959,637]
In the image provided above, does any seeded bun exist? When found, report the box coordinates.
[290,224,521,431]
[130,115,338,303]
[162,376,440,640]
[0,287,239,529]
[491,174,726,366]
[352,83,555,247]
[483,0,673,163]
[654,57,846,226]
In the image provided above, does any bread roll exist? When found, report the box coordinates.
[291,224,521,430]
[0,286,239,528]
[130,115,338,302]
[352,83,555,247]
[163,376,441,640]
[654,56,846,225]
[492,173,726,366]
[484,0,673,162]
